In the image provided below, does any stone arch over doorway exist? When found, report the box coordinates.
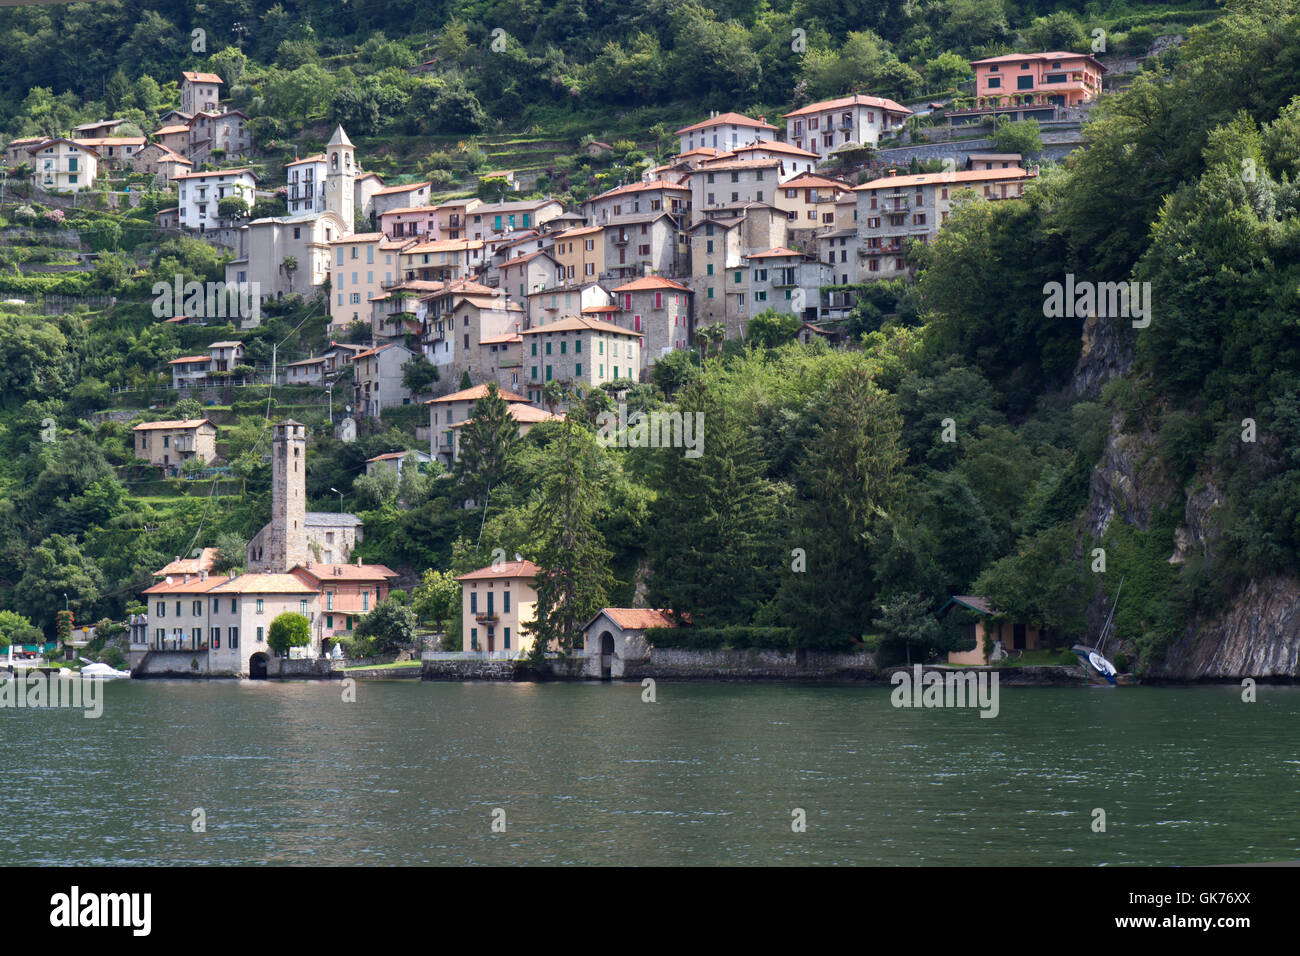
[599,631,615,680]
[249,652,269,679]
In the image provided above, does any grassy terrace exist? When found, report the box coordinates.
[340,660,423,671]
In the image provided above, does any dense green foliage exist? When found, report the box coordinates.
[267,611,311,656]
[2,0,1298,679]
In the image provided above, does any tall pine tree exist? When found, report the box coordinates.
[526,410,613,656]
[453,381,519,541]
[774,366,905,647]
[645,379,786,627]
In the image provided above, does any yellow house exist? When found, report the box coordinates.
[940,595,1049,666]
[551,225,605,285]
[329,232,410,330]
[775,173,854,232]
[455,559,541,656]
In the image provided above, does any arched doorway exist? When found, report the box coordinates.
[249,653,269,680]
[599,632,615,680]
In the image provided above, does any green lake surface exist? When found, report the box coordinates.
[1,680,1295,865]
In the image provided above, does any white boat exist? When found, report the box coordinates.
[77,661,131,679]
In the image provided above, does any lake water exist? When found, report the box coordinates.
[1,679,1296,865]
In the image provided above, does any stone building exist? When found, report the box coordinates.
[246,421,364,571]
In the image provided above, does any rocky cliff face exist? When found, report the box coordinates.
[1152,577,1300,679]
[1082,412,1176,539]
[1071,312,1133,401]
[1071,315,1300,678]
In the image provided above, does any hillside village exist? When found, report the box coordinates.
[7,0,1300,685]
[2,49,1113,677]
[75,52,1106,433]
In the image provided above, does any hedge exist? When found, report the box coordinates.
[1103,9,1221,32]
[645,626,798,651]
[0,273,91,294]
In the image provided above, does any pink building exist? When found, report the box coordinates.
[952,51,1105,125]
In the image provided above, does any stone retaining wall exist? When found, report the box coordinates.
[619,648,877,681]
[340,665,422,680]
[421,659,518,681]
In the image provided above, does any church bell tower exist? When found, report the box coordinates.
[325,125,355,228]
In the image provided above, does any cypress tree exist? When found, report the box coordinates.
[453,381,519,542]
[526,410,613,655]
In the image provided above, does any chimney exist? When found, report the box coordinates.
[888,168,898,177]
[200,570,207,581]
[356,554,362,566]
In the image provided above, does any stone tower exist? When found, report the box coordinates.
[267,420,309,573]
[325,125,355,227]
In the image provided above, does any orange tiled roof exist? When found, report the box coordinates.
[154,548,220,577]
[426,384,530,404]
[853,168,1030,191]
[611,275,691,293]
[374,181,431,195]
[208,574,318,595]
[518,315,641,337]
[456,560,541,581]
[783,94,911,118]
[451,403,561,428]
[292,563,399,583]
[675,112,777,135]
[133,418,214,430]
[600,608,676,630]
[142,574,231,594]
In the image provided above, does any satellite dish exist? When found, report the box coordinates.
[345,404,353,413]
[514,553,522,562]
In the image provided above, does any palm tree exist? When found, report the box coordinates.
[541,380,565,416]
[695,322,725,367]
